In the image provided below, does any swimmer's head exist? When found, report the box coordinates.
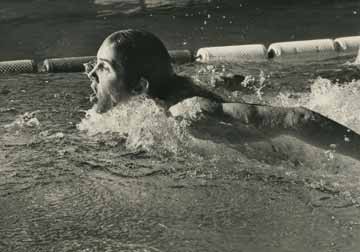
[87,29,174,113]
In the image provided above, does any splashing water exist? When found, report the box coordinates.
[3,111,41,129]
[275,77,360,133]
[77,95,190,153]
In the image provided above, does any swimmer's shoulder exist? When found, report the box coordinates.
[168,96,222,120]
[157,75,225,105]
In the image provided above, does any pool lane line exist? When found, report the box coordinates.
[1,35,360,74]
[0,60,37,74]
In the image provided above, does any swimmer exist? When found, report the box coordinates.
[86,29,224,113]
[84,29,316,128]
[85,29,360,160]
[83,29,337,122]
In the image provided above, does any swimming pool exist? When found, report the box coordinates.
[1,1,360,251]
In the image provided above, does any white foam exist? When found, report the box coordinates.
[77,95,190,153]
[3,111,41,129]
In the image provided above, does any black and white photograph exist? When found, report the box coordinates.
[1,0,360,251]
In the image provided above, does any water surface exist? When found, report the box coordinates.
[1,1,360,251]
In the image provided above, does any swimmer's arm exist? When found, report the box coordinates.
[221,102,360,159]
[170,97,313,129]
[170,97,360,158]
[221,103,312,129]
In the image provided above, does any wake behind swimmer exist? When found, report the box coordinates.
[84,29,360,160]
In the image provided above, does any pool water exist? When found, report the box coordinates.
[1,1,360,251]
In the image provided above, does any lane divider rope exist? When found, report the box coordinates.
[1,36,360,74]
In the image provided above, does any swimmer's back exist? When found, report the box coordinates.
[159,75,226,105]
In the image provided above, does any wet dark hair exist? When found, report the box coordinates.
[99,29,225,106]
[105,29,175,98]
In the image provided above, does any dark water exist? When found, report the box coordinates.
[1,1,360,252]
[1,0,360,60]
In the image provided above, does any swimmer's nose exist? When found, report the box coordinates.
[87,62,100,83]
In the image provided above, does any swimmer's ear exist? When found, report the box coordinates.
[132,77,149,95]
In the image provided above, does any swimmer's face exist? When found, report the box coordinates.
[87,41,128,113]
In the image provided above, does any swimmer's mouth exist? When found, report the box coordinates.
[89,82,98,103]
[83,59,119,113]
[88,77,99,103]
